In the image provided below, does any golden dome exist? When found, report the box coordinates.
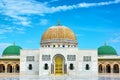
[41,26,76,41]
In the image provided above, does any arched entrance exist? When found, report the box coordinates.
[15,64,19,73]
[99,64,103,73]
[113,64,119,73]
[7,64,12,73]
[106,64,111,73]
[54,54,65,75]
[0,64,5,73]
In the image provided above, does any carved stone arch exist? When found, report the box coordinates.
[52,54,66,75]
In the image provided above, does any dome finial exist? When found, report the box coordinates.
[13,41,16,46]
[104,41,107,46]
[58,20,60,26]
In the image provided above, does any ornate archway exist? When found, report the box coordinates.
[113,64,119,73]
[53,54,65,75]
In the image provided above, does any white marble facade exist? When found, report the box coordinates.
[20,48,98,76]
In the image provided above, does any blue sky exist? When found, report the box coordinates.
[0,0,120,55]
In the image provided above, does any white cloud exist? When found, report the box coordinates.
[109,36,120,43]
[0,0,120,31]
[40,19,48,26]
[0,43,11,55]
[75,33,84,37]
[50,0,59,2]
[10,15,31,26]
[0,28,13,34]
[44,0,59,4]
[0,0,120,17]
[109,33,120,43]
[0,25,26,34]
[0,43,11,48]
[78,27,113,32]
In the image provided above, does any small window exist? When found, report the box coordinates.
[86,64,90,70]
[63,45,65,47]
[69,63,74,70]
[44,63,48,70]
[28,64,32,70]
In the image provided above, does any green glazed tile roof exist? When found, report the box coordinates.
[98,45,117,55]
[2,45,22,56]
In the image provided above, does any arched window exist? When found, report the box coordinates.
[15,64,19,73]
[53,45,55,47]
[7,64,12,73]
[0,64,5,73]
[106,64,111,73]
[69,63,74,70]
[28,64,32,70]
[86,64,90,70]
[113,64,119,73]
[44,63,48,70]
[99,64,103,73]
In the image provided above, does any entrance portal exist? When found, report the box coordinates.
[55,55,64,75]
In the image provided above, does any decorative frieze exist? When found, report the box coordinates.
[83,56,91,62]
[42,55,50,61]
[67,55,76,61]
[26,56,34,62]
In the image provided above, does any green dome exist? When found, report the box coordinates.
[2,45,22,56]
[98,45,117,55]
